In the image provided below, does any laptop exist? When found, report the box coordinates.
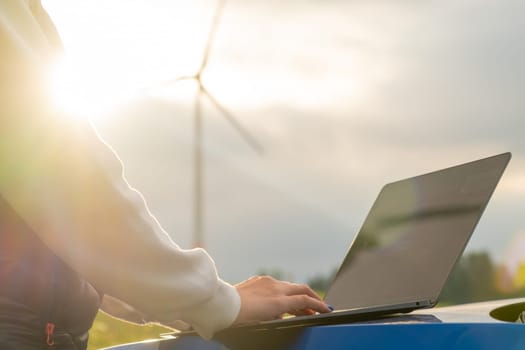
[232,152,512,332]
[176,152,511,337]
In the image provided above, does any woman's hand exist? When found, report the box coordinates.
[233,276,332,325]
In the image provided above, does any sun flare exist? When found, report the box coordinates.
[49,56,136,120]
[44,0,211,121]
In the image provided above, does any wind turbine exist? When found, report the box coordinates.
[163,0,263,248]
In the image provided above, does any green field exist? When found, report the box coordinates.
[87,312,171,350]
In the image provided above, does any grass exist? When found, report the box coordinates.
[87,311,171,350]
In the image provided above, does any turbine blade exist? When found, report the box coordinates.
[198,0,226,73]
[157,75,195,87]
[202,87,263,155]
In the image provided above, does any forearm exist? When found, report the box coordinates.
[0,115,240,338]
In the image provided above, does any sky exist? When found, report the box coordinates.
[44,0,525,284]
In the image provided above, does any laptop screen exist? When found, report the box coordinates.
[324,153,511,311]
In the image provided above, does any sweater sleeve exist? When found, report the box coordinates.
[0,0,240,339]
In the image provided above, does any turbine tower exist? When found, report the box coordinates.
[164,0,263,248]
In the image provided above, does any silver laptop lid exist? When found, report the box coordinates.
[325,152,511,312]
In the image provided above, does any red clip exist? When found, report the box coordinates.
[46,322,55,347]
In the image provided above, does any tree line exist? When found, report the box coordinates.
[259,251,525,304]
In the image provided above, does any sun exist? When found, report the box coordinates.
[49,56,133,121]
[44,0,210,121]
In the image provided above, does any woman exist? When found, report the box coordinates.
[0,1,330,349]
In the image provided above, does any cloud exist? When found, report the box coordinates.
[89,0,525,283]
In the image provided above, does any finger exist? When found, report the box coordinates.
[285,295,332,314]
[283,283,323,300]
[289,308,316,317]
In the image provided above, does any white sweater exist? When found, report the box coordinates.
[0,0,240,339]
